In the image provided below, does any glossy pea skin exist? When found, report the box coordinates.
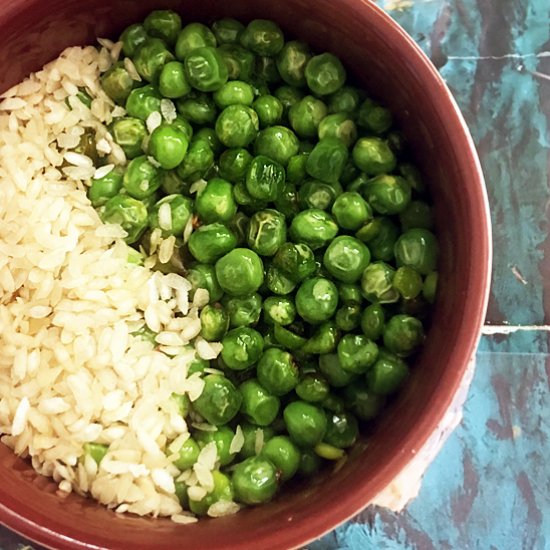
[357,98,393,134]
[383,314,425,357]
[184,46,228,92]
[265,265,297,296]
[306,137,348,184]
[337,334,379,374]
[215,105,259,148]
[148,124,189,170]
[158,61,191,99]
[240,379,280,426]
[335,303,362,332]
[172,437,200,470]
[295,374,330,403]
[195,178,237,223]
[261,436,301,481]
[192,374,242,425]
[149,194,193,237]
[298,448,322,477]
[175,23,217,60]
[305,53,346,96]
[110,117,146,159]
[296,277,338,324]
[357,217,400,262]
[176,91,217,124]
[232,456,279,505]
[120,23,148,57]
[288,95,327,139]
[323,236,371,284]
[254,126,299,166]
[272,323,307,350]
[361,261,399,304]
[133,38,174,83]
[344,381,386,421]
[361,303,386,340]
[88,166,124,207]
[239,19,284,56]
[212,18,245,45]
[221,327,264,370]
[143,10,181,46]
[215,248,265,296]
[218,148,252,182]
[301,321,340,354]
[257,348,299,396]
[200,304,229,341]
[274,182,300,219]
[195,426,236,466]
[364,175,411,215]
[284,400,327,447]
[328,86,362,117]
[100,62,135,104]
[286,153,308,184]
[276,40,311,87]
[367,350,410,395]
[318,113,357,148]
[187,264,223,303]
[393,266,423,300]
[189,470,234,516]
[188,223,238,264]
[247,209,286,257]
[273,242,317,283]
[253,95,284,128]
[298,179,341,211]
[274,85,305,116]
[213,80,255,108]
[126,84,162,120]
[331,191,372,231]
[394,229,438,275]
[218,44,255,81]
[289,209,338,250]
[352,137,397,176]
[176,137,214,182]
[123,155,161,199]
[324,411,359,448]
[263,296,296,326]
[338,283,363,305]
[222,293,262,328]
[318,353,356,388]
[101,195,148,244]
[245,155,285,201]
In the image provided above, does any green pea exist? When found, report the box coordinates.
[324,411,359,449]
[295,374,330,403]
[120,23,148,58]
[399,200,434,231]
[314,442,344,461]
[261,436,301,481]
[240,379,280,426]
[83,442,108,465]
[352,137,396,175]
[331,191,372,231]
[100,195,148,244]
[88,166,124,207]
[273,242,316,283]
[195,426,237,466]
[399,163,426,193]
[176,91,217,125]
[189,470,234,516]
[335,304,362,332]
[394,228,438,275]
[344,381,386,421]
[276,40,311,87]
[318,353,356,388]
[274,85,305,115]
[357,217,400,262]
[172,437,200,470]
[110,117,146,159]
[272,323,307,350]
[337,334,379,374]
[100,62,135,104]
[221,293,262,328]
[322,236,371,284]
[364,175,411,215]
[239,423,275,458]
[393,266,423,300]
[340,158,360,184]
[318,113,357,148]
[257,348,299,396]
[193,374,242,425]
[218,148,252,182]
[262,296,296,326]
[149,194,193,237]
[232,456,278,505]
[284,401,327,448]
[125,85,162,120]
[171,115,194,141]
[423,271,438,304]
[367,350,410,395]
[245,155,285,201]
[187,264,223,303]
[305,53,346,96]
[289,209,338,250]
[175,23,217,60]
[301,321,340,354]
[215,248,264,296]
[221,327,264,370]
[212,18,245,45]
[188,356,209,376]
[254,55,281,84]
[298,179,342,211]
[176,137,214,182]
[195,178,237,224]
[320,393,345,414]
[338,283,363,305]
[328,86,362,117]
[218,44,255,81]
[298,448,322,476]
[387,131,407,157]
[228,211,250,246]
[383,314,424,356]
[184,46,228,92]
[188,223,238,264]
[286,153,308,185]
[361,303,386,340]
[233,180,268,211]
[158,61,191,99]
[295,277,338,324]
[288,95,327,139]
[122,156,161,199]
[240,19,284,56]
[247,209,286,257]
[200,304,230,341]
[133,38,174,83]
[357,98,393,134]
[148,124,189,170]
[254,126,299,166]
[265,265,297,295]
[171,391,191,417]
[274,182,300,219]
[143,10,181,45]
[213,80,255,108]
[346,172,369,194]
[215,104,259,148]
[306,137,348,184]
[253,95,284,128]
[361,261,399,303]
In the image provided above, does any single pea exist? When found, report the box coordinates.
[189,470,234,516]
[272,323,307,350]
[399,163,426,193]
[265,265,297,295]
[298,448,322,477]
[323,236,371,284]
[100,195,148,244]
[361,303,386,340]
[364,175,411,215]
[338,283,363,305]
[273,242,317,283]
[174,481,188,507]
[393,266,423,300]
[295,374,330,403]
[253,95,284,128]
[188,355,209,376]
[233,182,268,213]
[318,113,357,148]
[125,84,162,120]
[263,296,296,326]
[170,391,191,417]
[229,211,250,246]
[188,223,238,264]
[399,200,434,231]
[394,228,438,275]
[337,334,379,374]
[295,277,338,324]
[175,23,217,60]
[284,401,327,448]
[83,442,108,465]
[305,53,346,96]
[218,148,253,182]
[88,166,124,207]
[240,19,284,56]
[324,411,359,449]
[357,217,400,262]
[212,18,245,45]
[254,126,299,166]
[352,137,397,175]
[318,353,356,388]
[357,98,393,134]
[193,374,242,425]
[301,321,340,354]
[383,314,425,356]
[257,348,299,396]
[274,182,300,219]
[195,426,236,466]
[232,456,279,505]
[100,62,135,104]
[200,304,230,341]
[335,303,362,332]
[194,127,223,156]
[176,91,217,124]
[245,155,285,201]
[215,104,259,148]
[184,46,228,92]
[276,40,311,87]
[187,264,223,303]
[247,209,287,257]
[218,44,255,81]
[286,153,308,185]
[314,442,344,461]
[367,350,410,395]
[158,61,191,99]
[172,437,200,470]
[423,271,438,304]
[261,436,301,481]
[74,128,99,165]
[331,191,372,231]
[222,293,262,328]
[221,327,264,370]
[239,423,275,458]
[110,117,146,159]
[176,137,214,182]
[298,179,342,211]
[328,86,362,117]
[148,124,189,170]
[240,379,280,426]
[120,23,148,57]
[361,261,399,303]
[306,137,348,184]
[122,156,161,199]
[288,95,328,139]
[289,209,338,250]
[274,85,305,116]
[143,10,181,46]
[215,248,264,296]
[170,114,194,141]
[195,177,237,223]
[149,194,193,237]
[344,381,386,421]
[213,80,255,108]
[133,38,174,83]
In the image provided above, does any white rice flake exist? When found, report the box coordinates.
[160,99,177,123]
[12,397,30,436]
[146,111,162,134]
[229,425,245,454]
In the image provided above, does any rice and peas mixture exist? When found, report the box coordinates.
[0,44,237,522]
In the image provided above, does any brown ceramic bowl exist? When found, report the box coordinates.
[0,0,491,548]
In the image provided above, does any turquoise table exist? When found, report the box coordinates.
[1,1,549,548]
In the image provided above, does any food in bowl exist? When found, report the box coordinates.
[0,11,439,523]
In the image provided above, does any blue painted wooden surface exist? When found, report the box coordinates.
[1,0,549,549]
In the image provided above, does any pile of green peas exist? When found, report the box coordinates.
[87,11,439,514]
